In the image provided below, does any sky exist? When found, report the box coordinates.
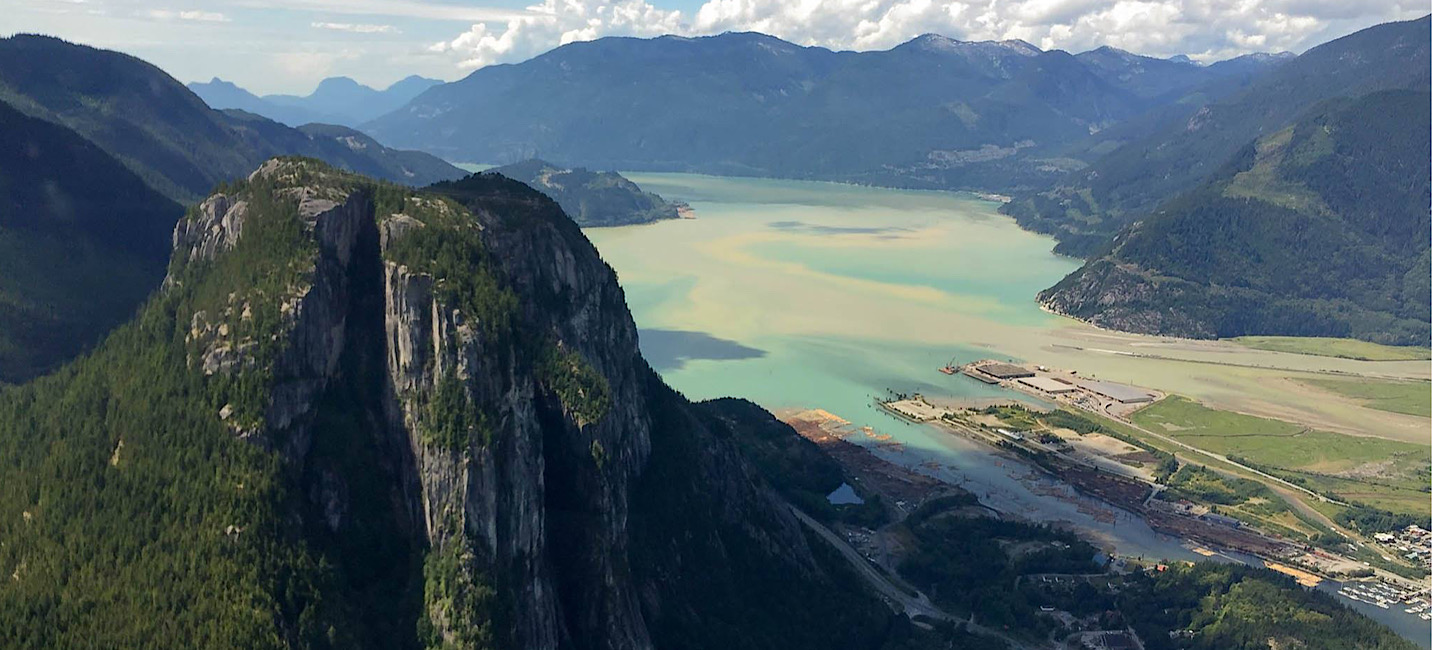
[3,0,1429,95]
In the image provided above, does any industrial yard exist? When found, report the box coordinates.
[960,360,1163,417]
[874,383,1431,621]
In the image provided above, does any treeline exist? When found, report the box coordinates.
[1336,503,1428,536]
[896,501,1100,641]
[1118,563,1418,650]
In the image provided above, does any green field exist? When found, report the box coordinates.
[1299,377,1431,417]
[1295,473,1433,520]
[1132,396,1426,473]
[1227,336,1431,361]
[1162,464,1322,539]
[1131,397,1430,516]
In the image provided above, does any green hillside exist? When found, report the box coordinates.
[1040,89,1430,344]
[1003,16,1431,256]
[0,100,182,383]
[0,34,463,203]
[492,159,681,226]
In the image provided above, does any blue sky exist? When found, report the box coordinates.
[3,0,1428,95]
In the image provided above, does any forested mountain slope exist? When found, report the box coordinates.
[1003,15,1431,256]
[0,35,464,203]
[0,100,182,383]
[1040,89,1431,343]
[365,32,1280,192]
[0,158,898,649]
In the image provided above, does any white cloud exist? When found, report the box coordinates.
[148,9,231,22]
[312,21,399,34]
[434,0,1430,69]
[430,0,684,69]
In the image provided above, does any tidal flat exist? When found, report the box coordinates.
[586,172,1431,445]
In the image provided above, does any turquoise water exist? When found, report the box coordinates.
[584,173,1184,540]
[586,173,1073,423]
[584,173,1428,646]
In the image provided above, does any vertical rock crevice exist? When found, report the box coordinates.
[168,164,878,649]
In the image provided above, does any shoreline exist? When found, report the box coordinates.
[789,402,1431,645]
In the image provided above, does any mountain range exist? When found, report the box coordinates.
[0,17,1429,648]
[1002,15,1432,256]
[362,32,1290,191]
[352,21,1428,345]
[1012,16,1432,343]
[0,35,463,203]
[190,75,443,127]
[1041,88,1431,344]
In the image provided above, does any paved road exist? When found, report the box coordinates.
[787,504,1038,649]
[1096,409,1337,504]
[1095,409,1429,590]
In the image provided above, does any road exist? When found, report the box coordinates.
[1089,406,1429,589]
[786,504,1038,649]
[997,375,1339,507]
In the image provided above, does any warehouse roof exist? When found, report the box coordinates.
[1018,376,1076,394]
[1076,379,1154,403]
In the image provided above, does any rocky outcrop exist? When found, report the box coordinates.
[169,162,373,453]
[169,194,248,272]
[158,161,885,649]
[377,188,656,647]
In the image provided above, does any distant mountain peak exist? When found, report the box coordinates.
[996,38,1043,55]
[314,76,365,91]
[713,30,806,51]
[1238,51,1296,62]
[1084,45,1146,61]
[902,33,1041,56]
[194,77,249,91]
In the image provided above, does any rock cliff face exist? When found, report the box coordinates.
[155,158,885,649]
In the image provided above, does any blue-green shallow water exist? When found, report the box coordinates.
[584,172,1186,553]
[583,173,1430,647]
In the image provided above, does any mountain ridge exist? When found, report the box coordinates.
[193,74,444,127]
[363,30,1290,193]
[1001,15,1431,256]
[0,34,463,202]
[0,99,183,383]
[1039,88,1431,344]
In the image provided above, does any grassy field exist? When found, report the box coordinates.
[1227,336,1431,361]
[1161,464,1323,539]
[1285,472,1432,519]
[1132,397,1431,517]
[1132,396,1428,474]
[1298,377,1431,417]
